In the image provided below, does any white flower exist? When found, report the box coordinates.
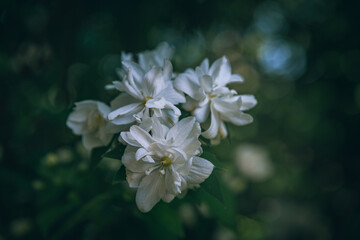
[108,42,174,85]
[120,117,214,212]
[108,59,185,128]
[174,56,257,144]
[66,100,121,150]
[138,42,174,71]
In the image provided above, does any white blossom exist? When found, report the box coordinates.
[174,56,257,144]
[108,59,185,128]
[120,117,214,212]
[66,100,121,150]
[107,42,174,87]
[138,42,174,71]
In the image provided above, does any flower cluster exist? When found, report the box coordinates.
[66,42,257,212]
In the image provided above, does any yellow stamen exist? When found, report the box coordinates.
[143,96,152,104]
[210,94,217,98]
[141,91,153,104]
[161,156,172,167]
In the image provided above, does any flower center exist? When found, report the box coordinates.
[141,91,152,104]
[161,156,172,167]
[143,96,152,104]
[89,113,102,130]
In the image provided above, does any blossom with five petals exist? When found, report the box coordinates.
[120,117,214,212]
[174,56,257,144]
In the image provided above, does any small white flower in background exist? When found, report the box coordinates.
[108,59,185,128]
[105,42,174,86]
[174,56,257,144]
[66,100,122,150]
[120,117,214,212]
[138,42,174,71]
[235,144,273,181]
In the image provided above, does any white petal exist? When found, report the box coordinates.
[98,129,113,146]
[156,83,186,104]
[212,96,241,114]
[179,137,202,157]
[185,156,214,186]
[82,133,104,150]
[138,42,174,71]
[146,98,181,117]
[121,52,133,61]
[144,69,164,97]
[151,117,169,140]
[209,56,231,87]
[113,80,126,92]
[155,42,174,61]
[199,74,213,93]
[74,100,97,109]
[136,171,165,212]
[66,120,84,134]
[110,93,138,110]
[240,95,257,111]
[129,125,155,149]
[193,103,210,123]
[120,131,142,147]
[182,96,199,111]
[162,193,175,203]
[122,60,145,84]
[108,102,142,121]
[228,74,244,83]
[104,121,129,134]
[105,84,116,90]
[152,108,179,128]
[126,171,143,188]
[223,112,253,126]
[122,146,153,172]
[162,59,173,81]
[165,166,182,195]
[166,117,200,146]
[219,121,228,138]
[202,104,220,139]
[135,148,152,161]
[67,110,88,122]
[96,102,111,117]
[123,71,143,99]
[174,70,205,101]
[110,113,137,126]
[199,58,209,73]
[145,98,166,109]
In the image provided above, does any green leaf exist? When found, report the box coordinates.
[192,187,236,229]
[178,109,191,120]
[144,202,184,239]
[199,135,211,146]
[201,149,226,170]
[200,170,225,204]
[37,204,76,237]
[225,122,232,144]
[90,146,109,168]
[102,144,126,160]
[112,166,126,185]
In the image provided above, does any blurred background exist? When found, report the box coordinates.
[0,0,359,239]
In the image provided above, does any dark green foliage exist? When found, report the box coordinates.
[102,144,126,160]
[1,0,359,239]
